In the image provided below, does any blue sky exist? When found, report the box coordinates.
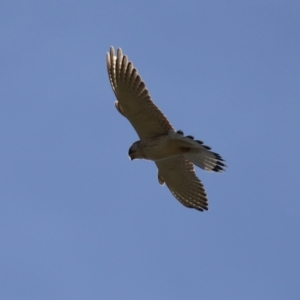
[1,1,300,299]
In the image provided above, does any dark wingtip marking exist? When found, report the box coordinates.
[217,161,226,167]
[212,165,223,172]
[195,140,203,144]
[194,207,204,212]
[186,135,194,139]
[195,206,208,212]
[177,130,184,135]
[212,152,225,161]
[185,204,207,212]
[203,145,211,150]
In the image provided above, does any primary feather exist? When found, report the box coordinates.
[107,47,173,139]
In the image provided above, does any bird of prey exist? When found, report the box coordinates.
[106,46,226,211]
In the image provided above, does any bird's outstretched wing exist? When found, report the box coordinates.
[106,47,173,139]
[156,157,208,211]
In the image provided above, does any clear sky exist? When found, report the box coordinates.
[1,1,299,299]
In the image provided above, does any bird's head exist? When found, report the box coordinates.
[128,141,142,160]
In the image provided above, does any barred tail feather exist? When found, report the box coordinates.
[171,130,227,172]
[184,150,226,172]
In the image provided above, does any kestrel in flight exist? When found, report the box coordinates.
[106,47,226,211]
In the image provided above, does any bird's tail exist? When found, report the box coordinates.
[171,130,226,172]
[184,150,226,172]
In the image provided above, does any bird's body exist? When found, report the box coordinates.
[106,46,226,211]
[129,132,193,161]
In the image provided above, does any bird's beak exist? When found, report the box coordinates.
[128,148,134,160]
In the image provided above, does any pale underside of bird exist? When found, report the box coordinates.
[106,46,226,211]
